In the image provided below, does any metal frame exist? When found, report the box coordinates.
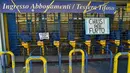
[25,56,48,73]
[69,49,85,73]
[113,52,130,73]
[0,51,15,73]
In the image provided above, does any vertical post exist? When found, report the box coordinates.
[128,40,130,52]
[3,55,6,73]
[115,40,120,53]
[84,1,91,56]
[0,56,3,73]
[99,40,106,54]
[3,14,11,65]
[0,17,3,72]
[85,40,91,55]
[21,42,30,56]
[37,41,44,56]
[105,47,113,73]
[0,13,8,67]
[85,50,88,73]
[53,41,61,73]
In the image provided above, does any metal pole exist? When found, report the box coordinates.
[3,55,6,73]
[58,47,62,73]
[0,16,3,72]
[0,13,7,66]
[0,13,6,52]
[105,47,113,73]
[0,56,3,73]
[85,50,88,73]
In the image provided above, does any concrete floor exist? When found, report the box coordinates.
[4,60,128,73]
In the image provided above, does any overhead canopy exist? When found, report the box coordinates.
[0,0,116,14]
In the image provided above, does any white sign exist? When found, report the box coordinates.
[39,32,49,40]
[85,18,110,35]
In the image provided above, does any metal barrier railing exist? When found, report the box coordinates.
[0,51,15,73]
[25,56,48,73]
[113,52,130,73]
[69,49,85,73]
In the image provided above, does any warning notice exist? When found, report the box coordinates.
[39,32,49,40]
[85,18,109,35]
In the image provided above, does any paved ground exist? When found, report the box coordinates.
[4,60,128,73]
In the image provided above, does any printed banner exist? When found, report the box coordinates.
[0,0,116,14]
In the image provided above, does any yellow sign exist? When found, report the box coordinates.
[127,3,130,12]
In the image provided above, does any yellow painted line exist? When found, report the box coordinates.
[44,0,55,13]
[83,1,91,13]
[114,10,117,14]
[10,0,21,13]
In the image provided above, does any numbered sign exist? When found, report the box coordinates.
[85,18,110,35]
[39,32,49,40]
